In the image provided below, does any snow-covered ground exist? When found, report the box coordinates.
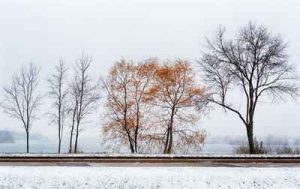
[0,166,298,189]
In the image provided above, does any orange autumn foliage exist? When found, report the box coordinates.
[102,59,158,153]
[102,59,207,154]
[147,60,206,154]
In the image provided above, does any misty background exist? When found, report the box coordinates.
[0,0,299,153]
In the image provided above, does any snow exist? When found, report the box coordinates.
[0,166,298,189]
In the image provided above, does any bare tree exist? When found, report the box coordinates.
[68,53,99,153]
[48,59,68,153]
[1,63,42,153]
[199,22,299,154]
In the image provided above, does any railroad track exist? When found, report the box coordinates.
[0,154,299,164]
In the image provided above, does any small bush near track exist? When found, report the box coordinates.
[234,138,300,154]
[275,145,300,154]
[234,138,271,154]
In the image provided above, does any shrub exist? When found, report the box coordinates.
[234,138,270,154]
[275,145,300,154]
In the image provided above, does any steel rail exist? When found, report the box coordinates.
[0,154,299,163]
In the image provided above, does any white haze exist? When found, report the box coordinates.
[0,0,299,152]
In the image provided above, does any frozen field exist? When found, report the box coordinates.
[0,166,299,189]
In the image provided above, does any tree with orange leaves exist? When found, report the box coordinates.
[148,60,207,154]
[102,59,157,153]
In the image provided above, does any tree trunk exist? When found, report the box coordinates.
[69,131,73,153]
[129,140,135,153]
[247,94,255,154]
[69,107,77,153]
[165,109,175,154]
[163,127,170,154]
[133,133,138,153]
[58,106,61,154]
[58,124,61,154]
[246,123,255,154]
[134,108,139,153]
[166,126,173,154]
[74,122,80,153]
[58,137,61,154]
[26,130,29,153]
[164,119,174,154]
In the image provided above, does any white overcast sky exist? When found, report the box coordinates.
[0,0,299,143]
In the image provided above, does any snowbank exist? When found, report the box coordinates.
[0,166,298,189]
